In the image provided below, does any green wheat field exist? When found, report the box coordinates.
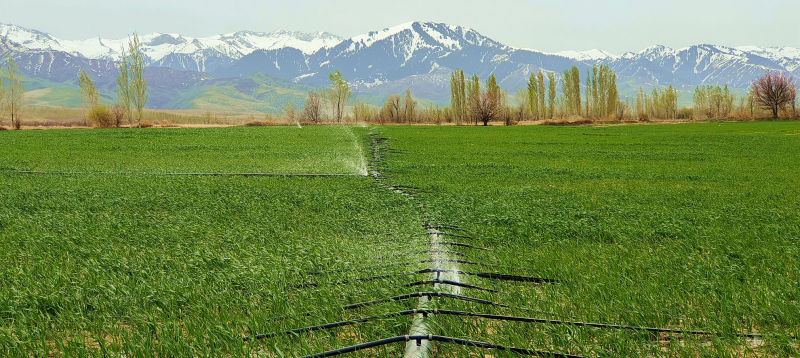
[1,122,798,357]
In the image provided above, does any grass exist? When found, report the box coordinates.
[1,122,799,356]
[0,126,367,175]
[0,126,429,357]
[375,122,800,356]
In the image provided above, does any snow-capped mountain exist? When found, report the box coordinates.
[1,21,799,109]
[610,44,798,88]
[218,21,580,100]
[552,49,618,61]
[0,23,343,73]
[735,46,800,72]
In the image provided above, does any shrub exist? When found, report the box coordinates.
[677,108,694,120]
[140,120,153,128]
[112,105,124,127]
[159,120,178,128]
[244,120,277,127]
[0,126,8,131]
[540,118,595,126]
[88,105,115,128]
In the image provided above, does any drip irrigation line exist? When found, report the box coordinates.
[404,279,500,293]
[307,259,501,275]
[426,232,483,242]
[296,335,582,358]
[376,250,469,260]
[468,272,562,284]
[428,225,465,232]
[425,241,489,250]
[264,291,510,322]
[428,310,768,339]
[249,309,767,344]
[296,269,559,289]
[11,170,359,178]
[342,291,508,310]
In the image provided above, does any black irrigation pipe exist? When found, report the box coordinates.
[428,225,465,232]
[296,269,560,289]
[425,232,483,242]
[404,279,500,293]
[376,250,469,260]
[264,292,510,322]
[11,170,358,178]
[307,259,500,275]
[248,309,767,344]
[341,291,508,310]
[425,241,489,250]
[297,335,583,358]
[428,310,768,339]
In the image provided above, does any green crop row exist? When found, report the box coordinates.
[375,122,800,356]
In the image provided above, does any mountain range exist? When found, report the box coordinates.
[1,22,798,112]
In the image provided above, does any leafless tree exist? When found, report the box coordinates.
[751,71,797,118]
[382,95,402,123]
[469,91,502,126]
[112,104,124,127]
[304,90,323,123]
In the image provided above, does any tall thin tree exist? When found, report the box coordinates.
[3,55,26,130]
[115,45,133,127]
[527,72,538,119]
[537,70,545,119]
[547,72,556,119]
[129,33,148,127]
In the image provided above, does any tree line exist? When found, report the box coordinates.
[1,47,797,129]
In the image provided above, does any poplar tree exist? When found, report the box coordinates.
[450,69,466,124]
[115,45,133,127]
[467,75,481,125]
[78,69,99,110]
[327,70,352,123]
[591,65,599,117]
[585,69,591,117]
[547,72,556,119]
[0,65,4,126]
[128,33,148,127]
[527,72,538,119]
[403,89,417,124]
[598,65,608,117]
[2,55,25,130]
[458,70,466,122]
[537,70,545,119]
[562,69,573,115]
[572,66,581,116]
[606,72,618,117]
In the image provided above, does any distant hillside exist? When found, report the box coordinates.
[2,22,799,111]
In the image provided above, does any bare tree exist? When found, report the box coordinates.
[112,104,124,127]
[470,91,502,126]
[751,71,797,119]
[304,90,323,123]
[3,55,26,130]
[283,102,296,122]
[514,88,528,123]
[382,95,401,123]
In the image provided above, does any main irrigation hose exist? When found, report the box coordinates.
[247,309,768,342]
[297,335,585,358]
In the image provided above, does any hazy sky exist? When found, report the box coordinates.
[3,0,799,54]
